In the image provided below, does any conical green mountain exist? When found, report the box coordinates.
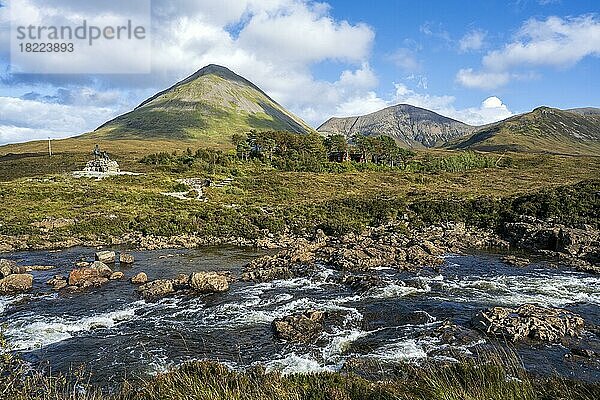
[88,64,314,140]
[448,106,600,156]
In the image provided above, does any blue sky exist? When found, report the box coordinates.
[320,0,599,112]
[0,0,599,144]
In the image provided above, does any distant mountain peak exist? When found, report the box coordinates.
[318,103,474,148]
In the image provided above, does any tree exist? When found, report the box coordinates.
[324,134,349,155]
[352,134,374,163]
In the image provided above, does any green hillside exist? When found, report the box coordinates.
[85,64,314,140]
[448,107,600,156]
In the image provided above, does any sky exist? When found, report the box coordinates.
[0,0,599,145]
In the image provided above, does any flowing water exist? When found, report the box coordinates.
[1,246,599,387]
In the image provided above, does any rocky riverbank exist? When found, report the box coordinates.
[2,213,597,274]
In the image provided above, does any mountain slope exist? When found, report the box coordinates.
[317,104,475,148]
[87,64,314,140]
[448,107,600,156]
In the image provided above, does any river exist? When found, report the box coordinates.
[1,246,599,387]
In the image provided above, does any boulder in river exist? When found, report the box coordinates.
[131,272,148,284]
[338,274,384,292]
[68,267,100,286]
[190,272,229,293]
[405,244,443,267]
[119,252,135,265]
[109,272,124,280]
[0,259,19,278]
[0,273,33,294]
[137,279,174,300]
[68,262,112,286]
[471,304,584,343]
[95,250,116,264]
[46,275,68,291]
[272,310,325,343]
[91,261,113,278]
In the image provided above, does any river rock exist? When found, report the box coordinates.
[502,255,531,268]
[272,310,325,343]
[339,274,384,292]
[68,267,100,286]
[131,272,148,284]
[25,265,56,271]
[189,272,229,293]
[557,227,599,257]
[0,259,17,278]
[80,277,109,288]
[0,273,33,294]
[119,252,135,264]
[46,275,68,290]
[242,265,294,282]
[570,347,597,358]
[95,251,116,264]
[405,244,443,267]
[471,304,584,343]
[426,321,482,346]
[138,279,174,300]
[91,261,113,278]
[109,271,124,280]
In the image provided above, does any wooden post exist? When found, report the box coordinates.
[48,138,52,157]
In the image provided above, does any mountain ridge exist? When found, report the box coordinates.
[448,106,600,156]
[317,104,475,148]
[89,64,314,141]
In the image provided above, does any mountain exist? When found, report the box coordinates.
[317,104,475,148]
[448,106,600,156]
[88,64,314,140]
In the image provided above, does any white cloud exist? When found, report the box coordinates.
[483,15,600,70]
[456,68,511,90]
[459,29,486,52]
[450,96,513,126]
[329,82,514,126]
[390,85,513,125]
[0,96,117,144]
[0,0,380,142]
[457,15,600,89]
[333,91,388,117]
[389,48,421,72]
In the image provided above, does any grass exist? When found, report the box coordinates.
[0,147,599,247]
[1,349,598,400]
[450,107,600,156]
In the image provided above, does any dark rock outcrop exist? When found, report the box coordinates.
[272,310,325,343]
[137,279,174,300]
[502,217,599,273]
[471,304,585,343]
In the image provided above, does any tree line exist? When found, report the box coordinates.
[232,130,416,169]
[140,130,498,174]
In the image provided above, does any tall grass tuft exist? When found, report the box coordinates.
[1,334,599,400]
